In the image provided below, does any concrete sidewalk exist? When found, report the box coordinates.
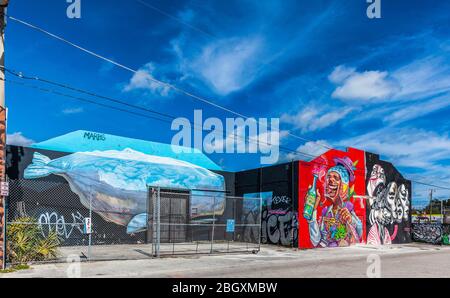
[1,243,449,278]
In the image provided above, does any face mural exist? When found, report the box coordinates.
[23,148,226,234]
[365,154,412,245]
[398,184,409,221]
[298,148,366,249]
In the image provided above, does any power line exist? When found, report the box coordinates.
[0,75,321,161]
[1,66,175,121]
[134,0,216,39]
[5,14,332,149]
[1,77,173,124]
[0,65,333,162]
[411,180,450,191]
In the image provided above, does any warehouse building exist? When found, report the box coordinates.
[6,129,441,254]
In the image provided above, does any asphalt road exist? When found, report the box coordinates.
[2,243,449,278]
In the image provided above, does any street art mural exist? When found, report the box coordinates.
[412,223,450,245]
[235,162,297,247]
[412,223,442,244]
[262,195,297,246]
[365,153,412,245]
[243,192,297,246]
[38,211,86,239]
[298,148,366,249]
[6,146,226,245]
[23,148,225,234]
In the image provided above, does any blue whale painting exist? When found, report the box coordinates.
[24,148,225,234]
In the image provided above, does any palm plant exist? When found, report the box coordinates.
[6,216,60,264]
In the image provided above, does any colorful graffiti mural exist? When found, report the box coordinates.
[412,223,442,244]
[365,153,412,245]
[22,148,226,235]
[243,192,297,246]
[262,194,297,246]
[298,148,366,249]
[412,223,450,245]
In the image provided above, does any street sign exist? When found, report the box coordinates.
[84,217,92,234]
[226,219,235,233]
[0,181,8,196]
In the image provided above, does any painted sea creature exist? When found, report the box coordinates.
[24,148,225,233]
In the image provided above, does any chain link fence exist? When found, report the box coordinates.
[150,188,262,256]
[5,179,261,264]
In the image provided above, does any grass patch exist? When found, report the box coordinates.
[0,264,31,274]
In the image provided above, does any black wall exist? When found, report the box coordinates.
[235,162,298,247]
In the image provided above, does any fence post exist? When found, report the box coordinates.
[156,187,161,258]
[88,194,92,261]
[152,187,157,257]
[210,195,216,254]
[258,195,263,252]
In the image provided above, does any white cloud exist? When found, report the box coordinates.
[328,65,356,84]
[7,132,34,147]
[281,105,354,133]
[283,140,331,161]
[123,63,171,96]
[62,107,84,115]
[330,66,399,101]
[191,37,264,95]
[339,128,450,169]
[337,128,450,206]
[330,56,450,103]
[391,56,450,100]
[383,94,450,125]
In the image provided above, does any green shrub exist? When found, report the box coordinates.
[6,217,60,264]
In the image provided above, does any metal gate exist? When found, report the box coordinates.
[149,187,262,257]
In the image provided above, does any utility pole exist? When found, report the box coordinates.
[0,0,8,270]
[429,189,434,223]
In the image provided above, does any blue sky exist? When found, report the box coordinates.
[5,0,450,207]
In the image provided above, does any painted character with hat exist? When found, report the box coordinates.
[305,157,363,247]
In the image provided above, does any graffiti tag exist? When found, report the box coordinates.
[83,132,106,141]
[261,209,298,246]
[38,211,86,239]
[412,223,442,245]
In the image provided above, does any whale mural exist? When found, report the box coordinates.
[23,148,226,234]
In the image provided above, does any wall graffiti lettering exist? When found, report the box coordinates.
[242,210,260,243]
[261,209,297,246]
[272,196,290,205]
[38,211,86,239]
[412,223,442,245]
[83,132,106,141]
[242,192,296,246]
